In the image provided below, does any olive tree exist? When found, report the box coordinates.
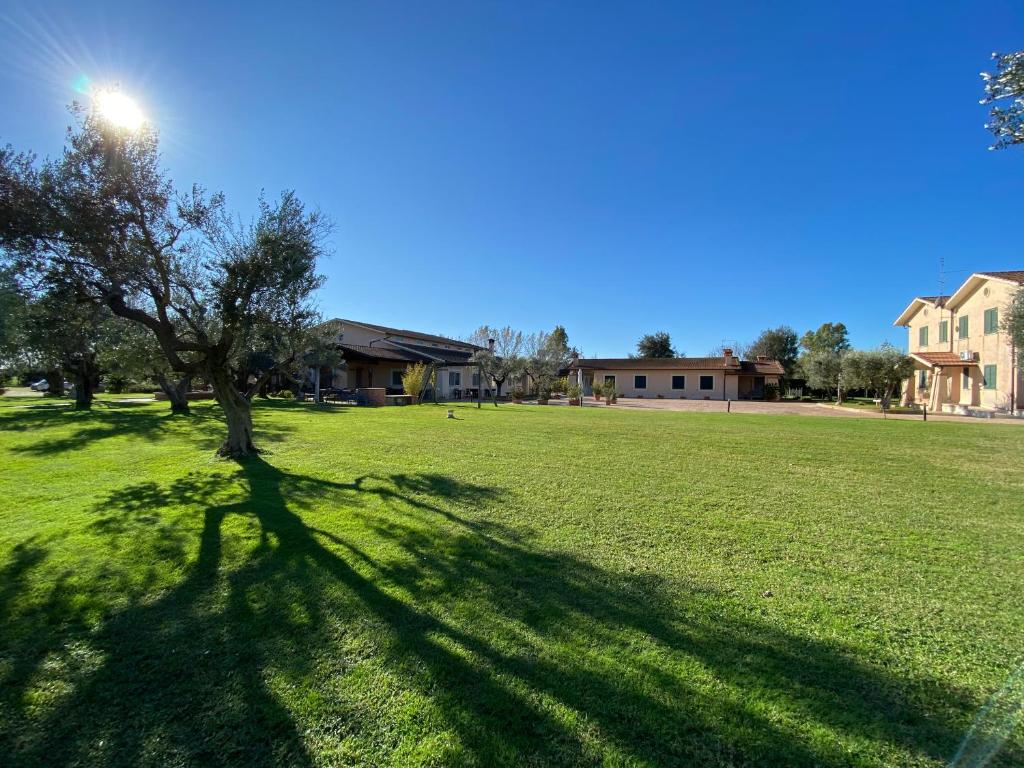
[841,344,915,410]
[469,325,524,398]
[0,105,327,455]
[981,51,1024,149]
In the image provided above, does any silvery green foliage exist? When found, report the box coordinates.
[981,51,1024,149]
[1003,288,1024,368]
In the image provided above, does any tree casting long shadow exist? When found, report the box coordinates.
[0,457,1000,767]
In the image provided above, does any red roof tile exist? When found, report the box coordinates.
[977,270,1024,284]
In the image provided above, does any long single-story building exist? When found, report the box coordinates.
[568,349,784,400]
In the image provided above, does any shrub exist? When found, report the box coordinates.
[552,376,569,394]
[567,383,582,399]
[511,388,524,400]
[764,383,779,401]
[400,363,430,400]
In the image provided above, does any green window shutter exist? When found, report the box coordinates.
[958,316,969,339]
[984,308,998,334]
[938,321,948,342]
[983,365,997,390]
[918,326,928,346]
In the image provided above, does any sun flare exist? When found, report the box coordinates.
[93,88,145,131]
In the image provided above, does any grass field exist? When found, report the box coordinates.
[1,396,1022,767]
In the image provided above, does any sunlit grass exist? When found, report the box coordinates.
[0,398,1021,766]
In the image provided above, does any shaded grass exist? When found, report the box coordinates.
[0,397,1022,766]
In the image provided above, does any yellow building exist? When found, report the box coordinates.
[894,271,1024,414]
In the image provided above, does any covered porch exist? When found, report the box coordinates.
[903,352,980,411]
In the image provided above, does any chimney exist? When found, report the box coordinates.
[756,355,769,362]
[722,348,733,357]
[488,338,495,352]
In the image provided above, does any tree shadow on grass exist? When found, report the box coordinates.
[1,402,295,455]
[0,458,1004,767]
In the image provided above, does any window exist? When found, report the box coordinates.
[983,364,997,390]
[918,326,929,347]
[671,375,685,390]
[633,375,647,389]
[958,315,969,339]
[962,367,970,391]
[472,373,480,386]
[699,375,714,391]
[448,371,461,387]
[984,307,999,334]
[938,320,948,343]
[918,369,928,389]
[391,370,404,387]
[604,375,616,384]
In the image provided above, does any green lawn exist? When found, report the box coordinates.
[1,397,1022,767]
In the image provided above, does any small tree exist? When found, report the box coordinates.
[842,344,915,410]
[523,328,574,399]
[468,325,524,398]
[1004,289,1024,368]
[800,348,845,402]
[635,331,676,358]
[400,362,431,402]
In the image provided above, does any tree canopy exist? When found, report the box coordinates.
[635,331,676,358]
[469,325,525,397]
[747,326,799,377]
[800,323,850,356]
[981,51,1024,149]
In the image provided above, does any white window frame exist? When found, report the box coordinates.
[671,375,686,390]
[633,375,647,390]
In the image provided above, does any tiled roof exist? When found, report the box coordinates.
[910,352,977,367]
[570,356,784,374]
[330,318,482,350]
[738,360,786,375]
[977,270,1024,284]
[392,342,475,364]
[339,344,419,362]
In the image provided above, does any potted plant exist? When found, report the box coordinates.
[511,388,524,404]
[567,383,582,406]
[606,386,618,404]
[537,385,551,405]
[591,379,603,402]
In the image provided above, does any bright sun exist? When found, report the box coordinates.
[93,88,145,131]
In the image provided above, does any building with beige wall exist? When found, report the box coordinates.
[315,319,486,399]
[894,270,1023,414]
[569,350,784,400]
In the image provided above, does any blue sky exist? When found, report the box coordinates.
[2,1,1021,356]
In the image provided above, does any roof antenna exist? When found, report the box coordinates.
[938,255,945,299]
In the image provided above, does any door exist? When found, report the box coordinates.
[752,376,765,399]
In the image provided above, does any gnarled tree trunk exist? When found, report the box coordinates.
[71,354,99,410]
[156,372,191,415]
[45,368,63,397]
[208,362,256,457]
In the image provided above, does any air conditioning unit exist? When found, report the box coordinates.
[959,350,976,361]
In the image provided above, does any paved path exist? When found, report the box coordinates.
[556,396,1024,425]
